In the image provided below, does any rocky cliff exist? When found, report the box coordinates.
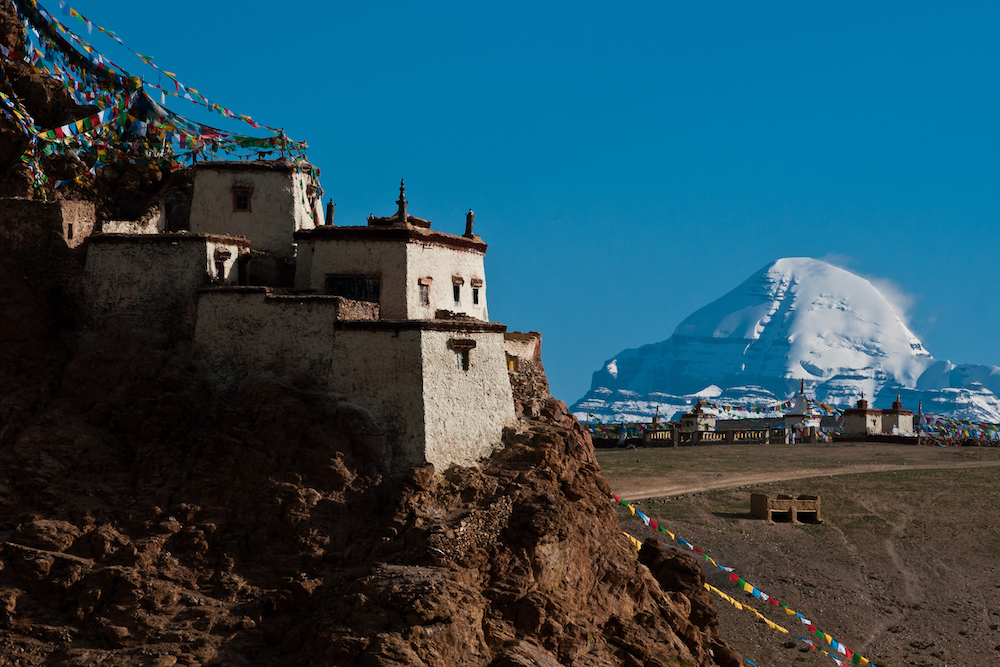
[0,286,742,667]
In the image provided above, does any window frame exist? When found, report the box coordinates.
[232,186,254,213]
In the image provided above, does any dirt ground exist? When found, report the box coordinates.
[597,443,1000,667]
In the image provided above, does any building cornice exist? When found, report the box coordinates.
[296,226,488,254]
[88,233,251,247]
[334,319,506,333]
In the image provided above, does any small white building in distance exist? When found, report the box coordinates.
[881,393,915,436]
[783,380,820,439]
[841,393,883,438]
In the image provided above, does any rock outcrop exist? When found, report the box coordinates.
[0,309,743,665]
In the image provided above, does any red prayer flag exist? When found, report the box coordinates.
[612,494,620,503]
[729,573,738,583]
[650,520,658,530]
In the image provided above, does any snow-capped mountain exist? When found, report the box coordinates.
[572,258,1000,423]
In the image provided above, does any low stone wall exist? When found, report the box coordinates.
[103,204,165,235]
[85,233,249,339]
[0,198,95,251]
[503,331,550,413]
[195,288,348,388]
[750,493,822,523]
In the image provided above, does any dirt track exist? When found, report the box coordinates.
[615,458,1000,500]
[600,444,1000,667]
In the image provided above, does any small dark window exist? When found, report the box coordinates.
[456,350,470,371]
[472,287,479,305]
[325,274,380,302]
[66,223,74,240]
[232,186,253,212]
[419,283,430,305]
[453,284,461,303]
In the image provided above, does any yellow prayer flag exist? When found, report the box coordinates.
[623,532,642,551]
[742,582,753,593]
[785,608,795,615]
[824,633,832,644]
[628,504,635,516]
[734,602,743,611]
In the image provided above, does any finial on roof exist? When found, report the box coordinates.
[396,178,408,222]
[897,391,901,402]
[465,209,476,238]
[800,379,805,395]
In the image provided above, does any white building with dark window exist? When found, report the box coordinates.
[294,180,489,322]
[83,164,522,474]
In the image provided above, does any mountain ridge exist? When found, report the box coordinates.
[573,257,1000,422]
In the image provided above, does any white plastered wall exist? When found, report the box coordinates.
[419,329,514,469]
[84,236,243,335]
[190,168,315,258]
[299,240,409,318]
[404,242,487,321]
[297,237,488,321]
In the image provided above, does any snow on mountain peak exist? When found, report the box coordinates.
[572,257,1000,423]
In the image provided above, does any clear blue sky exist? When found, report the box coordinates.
[57,1,1000,404]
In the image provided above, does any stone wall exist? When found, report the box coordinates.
[296,229,488,321]
[188,161,319,286]
[0,198,95,251]
[195,288,360,389]
[403,241,488,321]
[420,327,516,470]
[103,203,165,235]
[84,234,249,339]
[196,312,515,474]
[297,238,408,314]
[504,331,551,413]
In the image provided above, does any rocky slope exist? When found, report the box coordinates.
[574,258,1000,422]
[0,305,742,666]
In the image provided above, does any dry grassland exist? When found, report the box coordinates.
[598,443,1000,667]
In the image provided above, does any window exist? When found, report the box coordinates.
[67,223,74,240]
[232,186,253,212]
[470,278,483,306]
[418,277,432,306]
[451,338,476,372]
[325,274,380,302]
[453,284,461,303]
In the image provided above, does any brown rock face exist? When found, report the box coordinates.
[0,297,742,666]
